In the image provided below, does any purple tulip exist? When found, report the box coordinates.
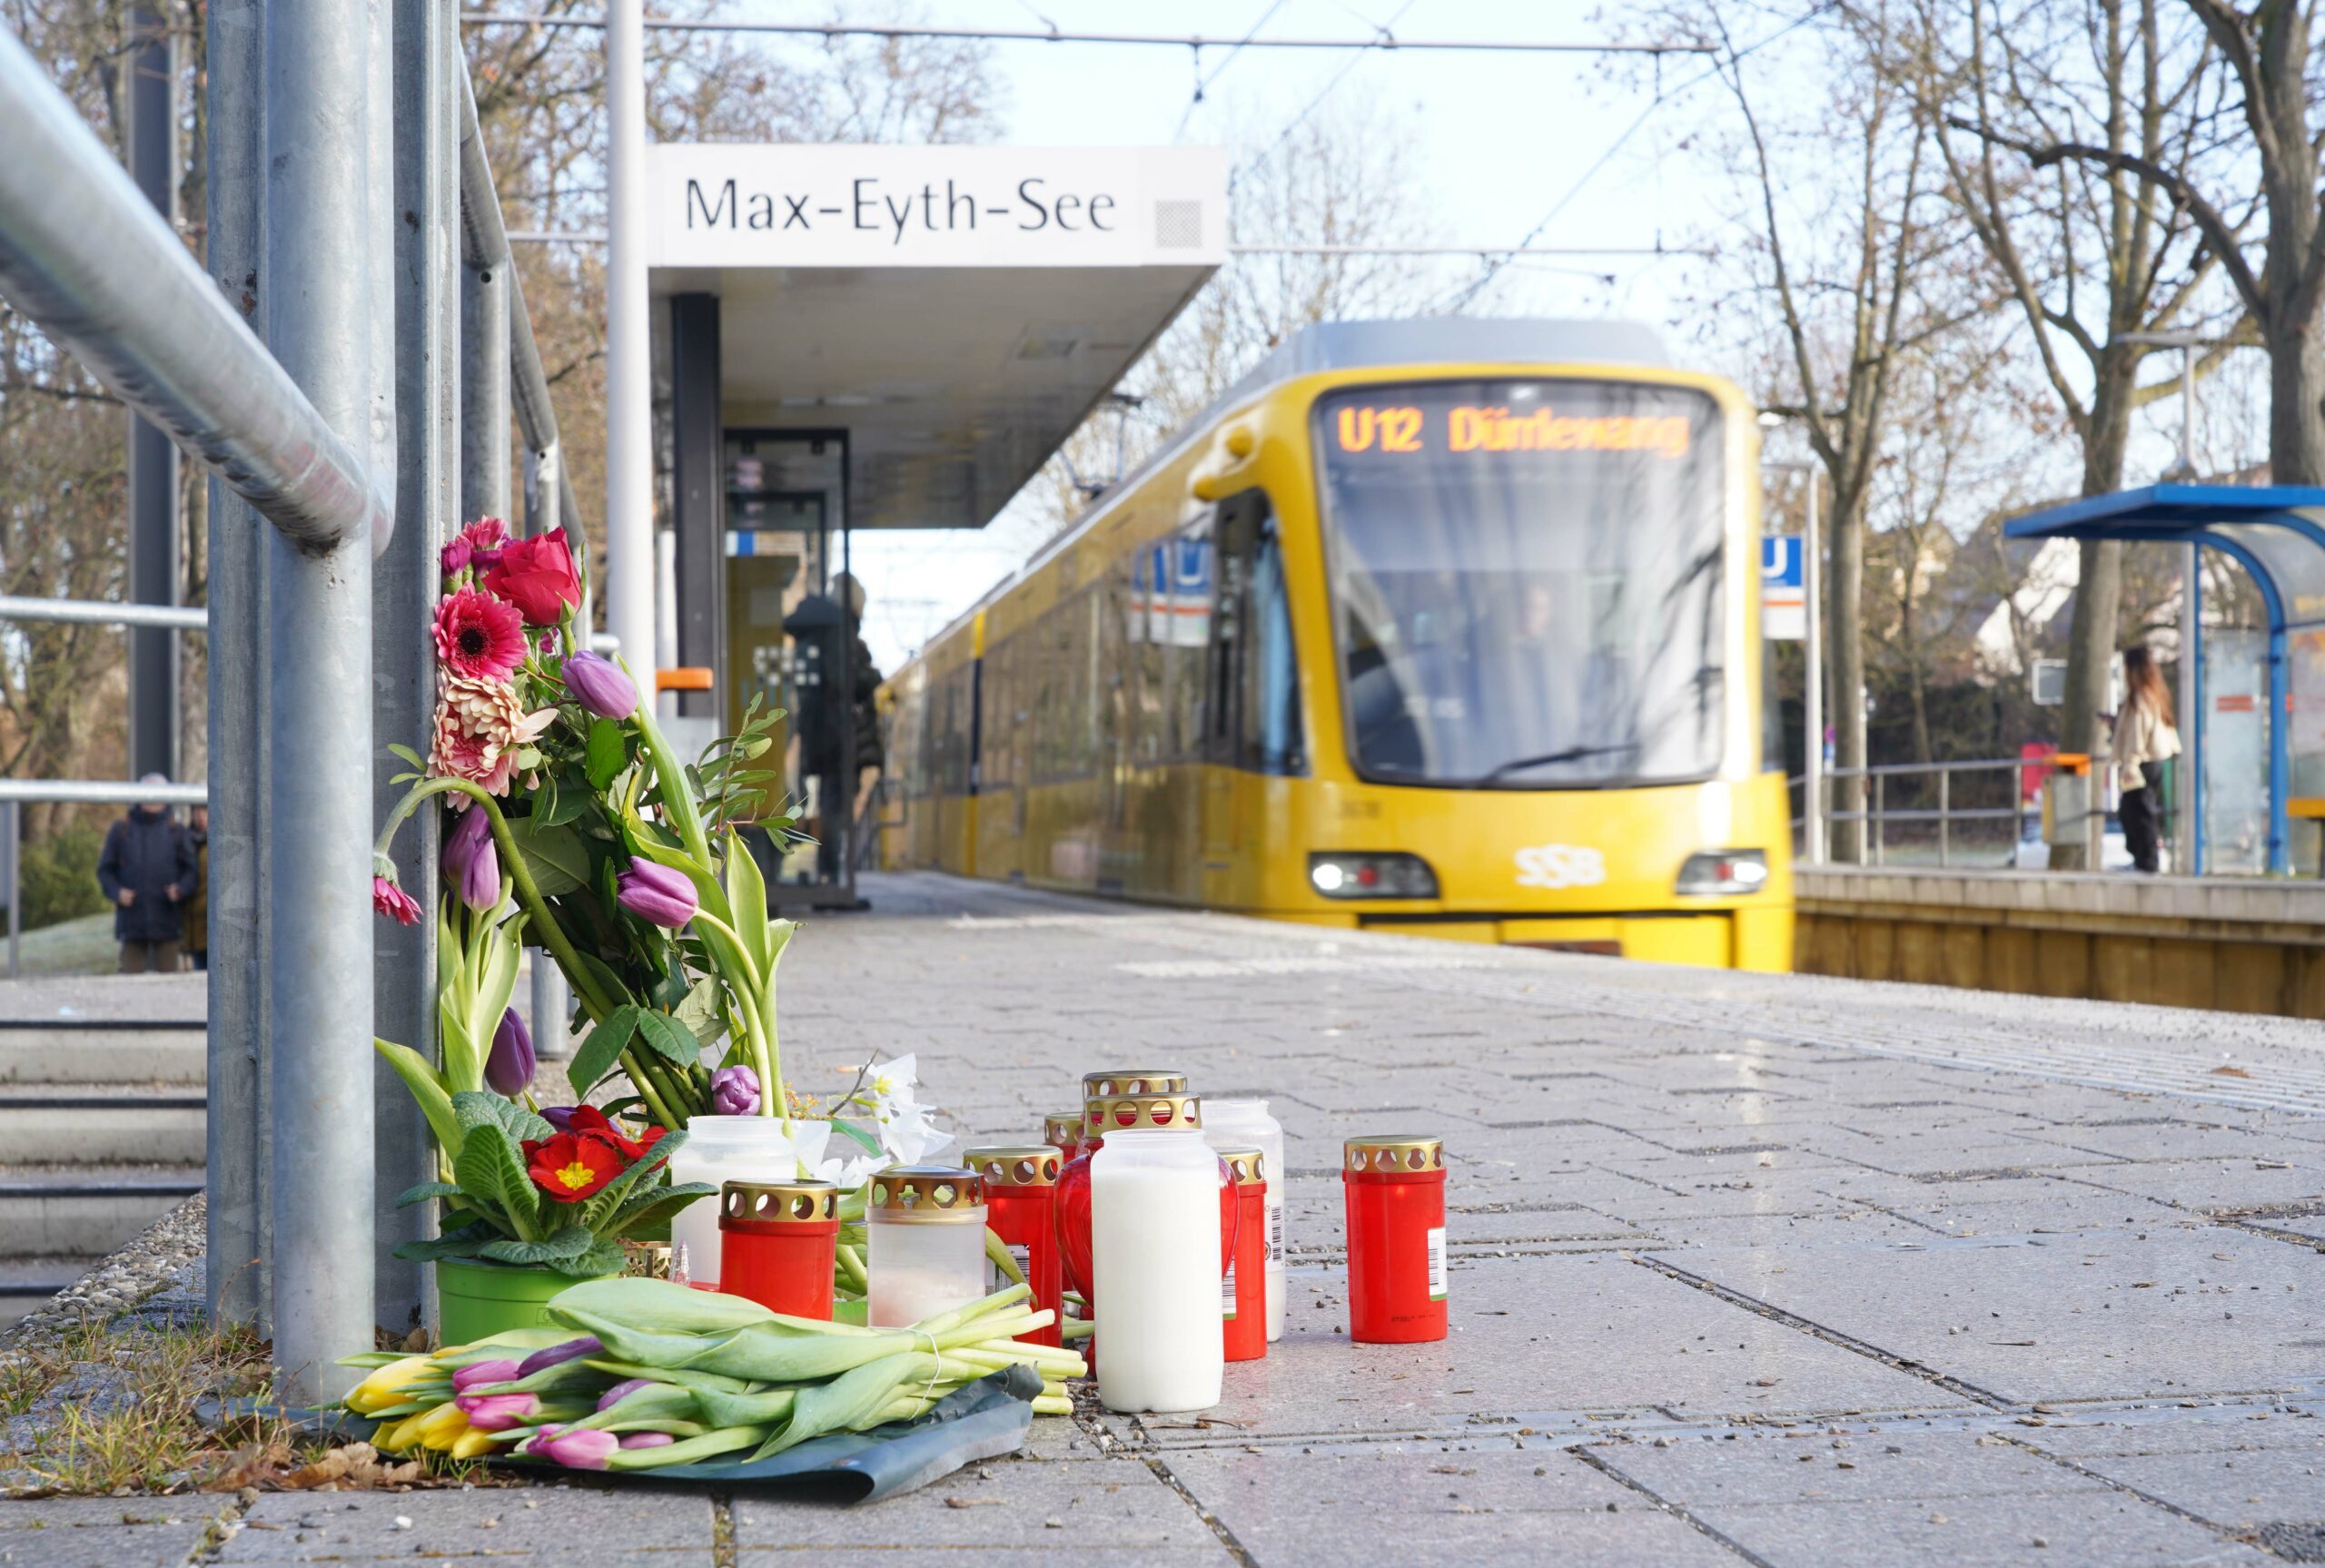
[617,860,698,928]
[450,1358,521,1393]
[515,1336,601,1379]
[536,1425,619,1469]
[454,1391,540,1431]
[486,1007,535,1097]
[597,1377,656,1413]
[539,1105,579,1134]
[710,1064,760,1117]
[562,651,638,720]
[618,1432,675,1449]
[440,806,500,911]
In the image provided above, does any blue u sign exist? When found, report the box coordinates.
[1761,536,1803,590]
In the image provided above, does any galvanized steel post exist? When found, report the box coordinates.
[604,0,657,687]
[203,0,269,1332]
[126,4,182,782]
[460,263,510,522]
[263,1,388,1402]
[375,0,460,1336]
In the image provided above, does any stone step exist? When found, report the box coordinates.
[0,1259,87,1328]
[0,1093,206,1165]
[0,1021,206,1087]
[0,1169,201,1258]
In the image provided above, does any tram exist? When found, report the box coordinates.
[877,320,1792,970]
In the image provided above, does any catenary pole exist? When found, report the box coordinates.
[126,5,181,782]
[604,0,654,685]
[262,0,388,1403]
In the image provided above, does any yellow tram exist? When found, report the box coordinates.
[878,320,1792,970]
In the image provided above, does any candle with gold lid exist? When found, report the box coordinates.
[1090,1093,1222,1412]
[1342,1134,1447,1344]
[865,1163,987,1328]
[717,1178,838,1320]
[1217,1149,1268,1363]
[966,1145,1064,1347]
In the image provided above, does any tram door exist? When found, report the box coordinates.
[1200,493,1269,908]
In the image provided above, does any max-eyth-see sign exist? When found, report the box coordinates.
[643,145,1227,270]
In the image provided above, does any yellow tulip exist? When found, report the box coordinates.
[413,1402,471,1451]
[449,1427,502,1460]
[373,1410,430,1453]
[346,1355,435,1415]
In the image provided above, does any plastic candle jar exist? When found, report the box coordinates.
[1090,1092,1222,1413]
[717,1179,838,1320]
[1342,1134,1448,1344]
[1064,1094,1240,1303]
[1202,1099,1287,1342]
[865,1164,988,1328]
[1043,1110,1083,1165]
[666,1115,801,1290]
[966,1145,1064,1347]
[1218,1149,1268,1363]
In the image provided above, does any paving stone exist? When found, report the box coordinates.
[1155,1446,1741,1567]
[2057,1445,2325,1530]
[0,1496,224,1568]
[1588,1427,2105,1505]
[731,1457,1211,1551]
[218,1487,714,1563]
[1648,1226,2325,1405]
[1686,1488,2275,1567]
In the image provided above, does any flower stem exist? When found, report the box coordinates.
[627,694,713,868]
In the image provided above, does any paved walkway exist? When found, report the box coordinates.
[9,871,2325,1565]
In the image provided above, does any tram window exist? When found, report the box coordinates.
[1242,506,1304,774]
[1314,380,1725,788]
[1167,518,1212,757]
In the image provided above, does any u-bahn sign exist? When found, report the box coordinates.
[643,145,1228,270]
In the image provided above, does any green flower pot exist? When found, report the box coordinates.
[435,1257,608,1346]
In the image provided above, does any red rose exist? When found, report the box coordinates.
[525,1131,619,1201]
[484,528,581,626]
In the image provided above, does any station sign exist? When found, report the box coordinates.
[643,144,1228,270]
[1762,535,1805,641]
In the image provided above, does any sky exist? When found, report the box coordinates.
[789,0,1736,675]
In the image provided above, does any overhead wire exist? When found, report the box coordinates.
[1230,0,1422,192]
[1172,0,1291,142]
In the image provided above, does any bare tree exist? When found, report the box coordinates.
[1908,0,2239,855]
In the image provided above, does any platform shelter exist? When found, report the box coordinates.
[2006,485,2325,874]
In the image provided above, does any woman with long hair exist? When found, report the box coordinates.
[2113,645,2181,873]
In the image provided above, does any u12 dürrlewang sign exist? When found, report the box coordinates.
[642,145,1228,270]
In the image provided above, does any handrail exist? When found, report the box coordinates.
[0,31,394,560]
[1790,750,2121,869]
[456,72,586,543]
[0,779,205,805]
[0,596,206,631]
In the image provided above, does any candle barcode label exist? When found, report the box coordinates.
[993,1242,1030,1292]
[1267,1201,1282,1264]
[1427,1227,1448,1300]
[1222,1261,1238,1319]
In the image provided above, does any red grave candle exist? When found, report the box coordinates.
[966,1145,1064,1347]
[1342,1135,1447,1344]
[1043,1110,1083,1167]
[717,1178,839,1320]
[1219,1148,1268,1362]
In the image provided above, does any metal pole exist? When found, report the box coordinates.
[375,0,459,1339]
[203,0,267,1333]
[604,0,656,692]
[1803,471,1825,864]
[2177,347,2201,874]
[263,0,385,1404]
[1938,768,1949,868]
[5,802,17,981]
[460,261,510,520]
[126,4,181,783]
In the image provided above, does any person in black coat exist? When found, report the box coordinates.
[95,776,198,973]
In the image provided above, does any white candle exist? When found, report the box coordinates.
[1093,1122,1222,1414]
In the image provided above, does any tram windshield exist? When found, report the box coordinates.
[1315,380,1726,789]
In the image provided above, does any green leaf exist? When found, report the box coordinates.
[454,1122,541,1241]
[507,815,589,897]
[566,1238,628,1279]
[586,718,629,791]
[476,1224,596,1266]
[387,743,427,771]
[579,1128,688,1231]
[391,1222,501,1262]
[451,1089,553,1144]
[722,832,771,966]
[396,1180,466,1208]
[607,1181,719,1239]
[632,1010,700,1067]
[532,774,590,829]
[567,1005,640,1100]
[829,1118,884,1157]
[671,976,725,1049]
[374,1039,461,1157]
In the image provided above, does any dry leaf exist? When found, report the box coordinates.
[2209,1065,2253,1079]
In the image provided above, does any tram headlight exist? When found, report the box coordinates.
[1675,849,1769,896]
[1309,853,1439,900]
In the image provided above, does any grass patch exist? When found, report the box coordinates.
[0,1317,484,1496]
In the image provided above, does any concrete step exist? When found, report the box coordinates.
[0,1167,201,1257]
[0,1021,205,1086]
[0,1259,87,1328]
[0,1092,206,1165]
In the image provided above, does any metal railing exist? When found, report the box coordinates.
[1794,753,2120,870]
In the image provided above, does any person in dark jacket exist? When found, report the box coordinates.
[96,776,198,973]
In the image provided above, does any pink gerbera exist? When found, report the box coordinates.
[433,588,527,681]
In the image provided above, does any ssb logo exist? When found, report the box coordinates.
[1513,843,1606,890]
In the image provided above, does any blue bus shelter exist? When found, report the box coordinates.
[2005,484,2325,875]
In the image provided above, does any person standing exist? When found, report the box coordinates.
[182,804,210,971]
[95,777,197,972]
[2112,646,2182,875]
